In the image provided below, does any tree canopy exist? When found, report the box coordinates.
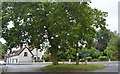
[95,29,112,51]
[2,2,108,65]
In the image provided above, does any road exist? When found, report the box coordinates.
[0,61,119,73]
[92,61,119,72]
[0,63,51,73]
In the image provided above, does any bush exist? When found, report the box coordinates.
[80,59,85,62]
[42,54,51,62]
[86,57,92,62]
[98,56,108,61]
[110,57,117,61]
[92,59,99,62]
[61,59,65,64]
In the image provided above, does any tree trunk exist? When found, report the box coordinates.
[76,43,79,65]
[52,48,58,65]
[46,26,58,65]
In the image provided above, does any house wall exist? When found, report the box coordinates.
[6,47,46,64]
[7,56,19,64]
[37,49,43,59]
[18,48,33,64]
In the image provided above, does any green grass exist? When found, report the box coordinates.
[41,64,106,72]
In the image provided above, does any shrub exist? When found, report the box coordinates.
[98,56,108,61]
[92,59,99,62]
[42,54,51,62]
[61,59,65,64]
[80,59,85,62]
[86,57,92,62]
[110,57,117,61]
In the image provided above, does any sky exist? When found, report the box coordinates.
[90,0,119,32]
[0,0,119,44]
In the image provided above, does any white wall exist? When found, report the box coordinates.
[37,49,43,59]
[7,56,19,64]
[18,48,33,64]
[6,47,46,64]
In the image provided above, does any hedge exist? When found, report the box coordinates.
[86,57,92,62]
[98,56,108,61]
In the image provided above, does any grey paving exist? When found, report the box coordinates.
[0,63,50,73]
[0,61,119,73]
[6,63,50,72]
[92,63,118,72]
[91,61,119,72]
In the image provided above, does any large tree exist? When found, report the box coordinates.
[64,3,107,64]
[95,29,112,51]
[2,2,107,65]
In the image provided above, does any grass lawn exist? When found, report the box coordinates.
[41,64,106,72]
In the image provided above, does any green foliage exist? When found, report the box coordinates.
[80,47,101,59]
[57,50,67,61]
[87,47,101,59]
[104,47,115,58]
[92,59,99,62]
[86,56,92,62]
[98,56,108,61]
[80,59,85,62]
[95,29,112,51]
[66,47,76,60]
[0,43,7,59]
[42,54,51,62]
[2,2,108,65]
[57,46,76,61]
[103,31,120,60]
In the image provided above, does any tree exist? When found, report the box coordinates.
[2,2,108,65]
[97,30,120,61]
[65,3,107,64]
[87,47,101,59]
[2,2,71,65]
[57,50,67,61]
[0,42,7,59]
[106,31,120,60]
[95,29,112,51]
[66,46,76,60]
[116,37,120,60]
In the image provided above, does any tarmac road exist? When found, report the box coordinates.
[92,62,119,72]
[0,61,119,73]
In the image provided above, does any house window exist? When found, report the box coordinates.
[10,59,11,63]
[12,59,14,63]
[16,59,18,63]
[24,52,28,57]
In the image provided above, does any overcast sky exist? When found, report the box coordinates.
[0,1,119,44]
[90,0,119,32]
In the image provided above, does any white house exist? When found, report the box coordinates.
[5,46,46,64]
